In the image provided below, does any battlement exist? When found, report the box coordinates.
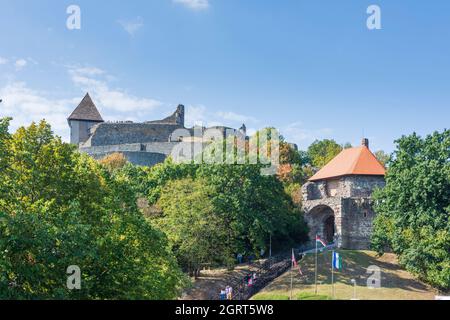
[68,95,247,168]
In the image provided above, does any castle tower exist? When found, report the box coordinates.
[176,104,185,127]
[68,93,104,145]
[239,123,247,136]
[301,138,386,249]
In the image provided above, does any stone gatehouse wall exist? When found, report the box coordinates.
[342,176,385,198]
[303,176,385,201]
[341,198,376,249]
[302,175,385,250]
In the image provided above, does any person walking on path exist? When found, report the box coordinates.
[226,286,233,300]
[219,289,226,300]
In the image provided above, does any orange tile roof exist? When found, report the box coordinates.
[309,145,386,181]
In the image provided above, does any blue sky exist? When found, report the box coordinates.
[0,0,449,152]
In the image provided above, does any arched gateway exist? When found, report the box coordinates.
[301,139,386,250]
[306,205,336,244]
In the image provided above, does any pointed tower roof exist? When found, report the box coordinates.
[309,139,386,181]
[68,93,104,122]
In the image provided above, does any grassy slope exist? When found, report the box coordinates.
[252,250,437,300]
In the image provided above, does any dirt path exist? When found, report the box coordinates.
[180,264,259,300]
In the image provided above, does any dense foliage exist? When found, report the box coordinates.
[307,139,343,169]
[0,119,186,299]
[146,159,308,275]
[371,130,450,290]
[374,150,391,167]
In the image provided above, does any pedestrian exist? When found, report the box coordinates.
[220,289,226,300]
[226,286,233,300]
[260,248,265,257]
[237,253,243,264]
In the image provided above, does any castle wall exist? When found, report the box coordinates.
[80,142,182,156]
[341,176,385,198]
[341,198,376,249]
[87,151,168,167]
[85,123,184,147]
[303,198,342,246]
[302,175,385,250]
[79,142,205,167]
[80,143,179,167]
[70,120,101,145]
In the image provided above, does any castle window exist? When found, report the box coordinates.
[326,179,339,197]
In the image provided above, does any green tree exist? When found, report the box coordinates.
[145,160,308,270]
[307,139,343,169]
[156,178,229,276]
[371,130,450,290]
[99,152,128,171]
[136,130,309,271]
[374,150,391,167]
[0,119,186,299]
[197,164,307,255]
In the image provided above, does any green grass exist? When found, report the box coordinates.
[251,292,332,300]
[297,292,332,300]
[252,293,290,300]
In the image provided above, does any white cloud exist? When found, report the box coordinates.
[0,82,75,141]
[185,105,209,127]
[118,17,144,36]
[0,65,165,142]
[185,105,257,128]
[14,59,28,70]
[216,111,258,124]
[173,0,209,11]
[68,66,162,114]
[70,66,105,76]
[281,122,333,150]
[0,57,8,65]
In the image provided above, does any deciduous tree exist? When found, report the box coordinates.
[372,130,450,290]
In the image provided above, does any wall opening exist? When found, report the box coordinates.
[307,205,336,245]
[324,215,335,243]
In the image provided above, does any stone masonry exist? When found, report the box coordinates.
[302,175,385,250]
[68,93,248,167]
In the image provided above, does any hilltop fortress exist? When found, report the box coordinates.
[68,93,247,166]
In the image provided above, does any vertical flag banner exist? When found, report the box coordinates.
[292,250,303,275]
[332,251,342,270]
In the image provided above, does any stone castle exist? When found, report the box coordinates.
[68,93,247,166]
[302,139,386,250]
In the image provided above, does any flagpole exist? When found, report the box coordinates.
[314,236,318,295]
[290,249,294,300]
[331,251,335,299]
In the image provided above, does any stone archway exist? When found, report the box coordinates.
[305,205,336,245]
[324,215,335,244]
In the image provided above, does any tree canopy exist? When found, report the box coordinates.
[374,150,391,167]
[371,130,450,290]
[307,139,343,169]
[147,160,308,274]
[0,119,186,299]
